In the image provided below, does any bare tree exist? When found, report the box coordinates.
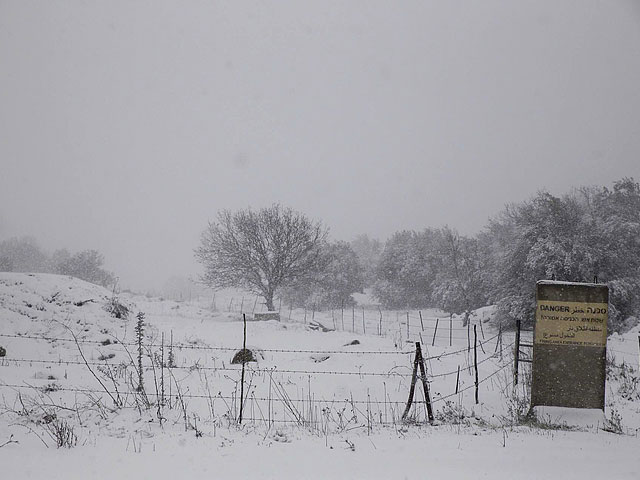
[195,205,327,311]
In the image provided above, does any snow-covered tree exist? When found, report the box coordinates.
[0,236,49,273]
[350,234,382,285]
[195,205,327,311]
[485,178,640,332]
[373,230,443,309]
[55,249,115,287]
[432,227,489,324]
[281,241,365,309]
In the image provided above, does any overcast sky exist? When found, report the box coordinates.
[1,1,640,290]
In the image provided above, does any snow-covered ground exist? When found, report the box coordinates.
[0,273,638,479]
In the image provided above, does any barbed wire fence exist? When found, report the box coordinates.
[0,319,519,435]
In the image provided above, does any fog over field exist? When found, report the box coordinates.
[2,4,640,479]
[1,1,640,291]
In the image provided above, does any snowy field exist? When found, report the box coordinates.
[1,273,639,479]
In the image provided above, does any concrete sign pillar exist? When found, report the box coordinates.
[531,280,608,410]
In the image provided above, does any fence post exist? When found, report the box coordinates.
[474,325,479,404]
[419,311,424,331]
[402,342,434,423]
[161,332,165,407]
[514,320,521,386]
[352,306,355,332]
[449,314,452,347]
[455,365,460,394]
[362,308,366,334]
[432,318,439,347]
[416,343,434,423]
[406,312,410,339]
[402,343,420,420]
[239,313,247,424]
[169,330,173,407]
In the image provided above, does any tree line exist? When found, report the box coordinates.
[0,237,115,288]
[370,177,640,332]
[196,178,640,333]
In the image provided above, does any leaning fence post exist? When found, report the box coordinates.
[402,342,434,423]
[455,365,460,394]
[419,311,424,331]
[432,318,439,347]
[449,314,453,347]
[402,343,420,420]
[416,343,434,423]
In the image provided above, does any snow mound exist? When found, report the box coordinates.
[0,272,130,340]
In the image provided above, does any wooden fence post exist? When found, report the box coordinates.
[514,320,521,386]
[474,325,479,404]
[402,342,434,423]
[432,318,439,347]
[352,306,355,332]
[160,332,165,407]
[406,312,410,339]
[239,313,247,424]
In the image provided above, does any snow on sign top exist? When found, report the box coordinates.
[536,279,601,287]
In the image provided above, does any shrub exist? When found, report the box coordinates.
[104,296,130,320]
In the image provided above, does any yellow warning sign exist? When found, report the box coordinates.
[535,300,607,347]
